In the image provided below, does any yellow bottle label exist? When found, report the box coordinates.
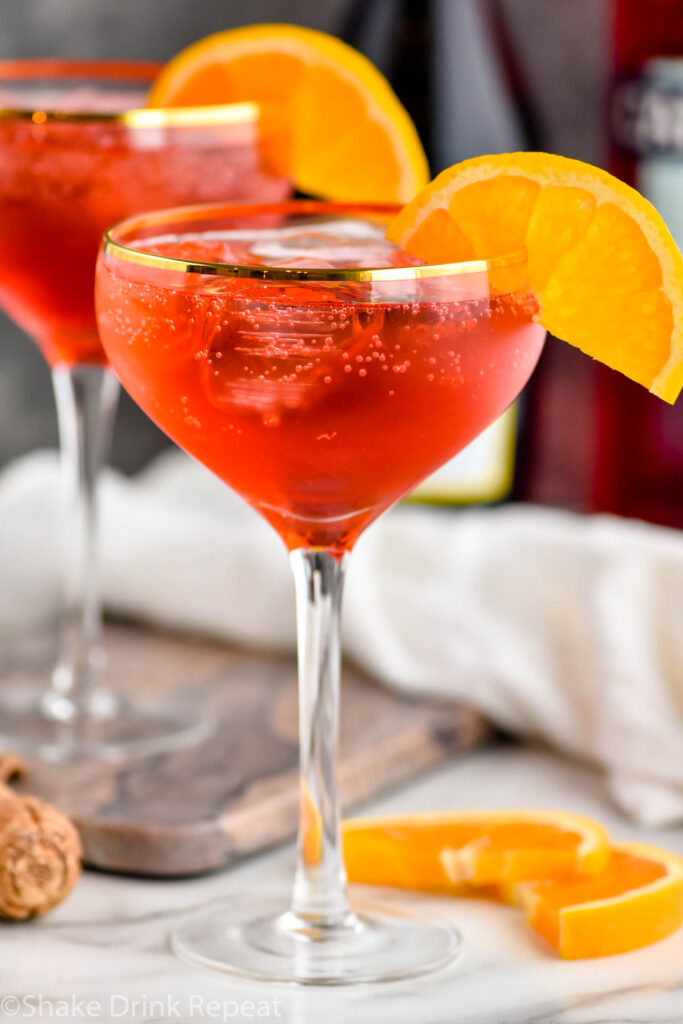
[406,405,517,506]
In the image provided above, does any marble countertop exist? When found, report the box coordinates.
[2,743,682,1024]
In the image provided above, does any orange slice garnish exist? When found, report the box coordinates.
[343,809,609,893]
[148,23,429,204]
[508,842,683,959]
[387,152,683,403]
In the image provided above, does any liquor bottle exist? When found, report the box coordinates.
[595,0,683,527]
[343,0,538,505]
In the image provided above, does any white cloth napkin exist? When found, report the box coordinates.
[2,448,683,826]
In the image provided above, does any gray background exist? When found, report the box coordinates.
[0,0,608,472]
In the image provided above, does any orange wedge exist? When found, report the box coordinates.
[387,152,683,403]
[343,810,609,893]
[148,23,428,203]
[509,842,683,959]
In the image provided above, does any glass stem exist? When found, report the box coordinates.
[45,365,119,722]
[289,548,354,929]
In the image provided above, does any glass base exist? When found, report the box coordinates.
[0,683,209,762]
[172,893,460,985]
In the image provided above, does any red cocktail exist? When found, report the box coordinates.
[0,62,290,760]
[95,200,545,983]
[97,202,543,551]
[0,60,288,365]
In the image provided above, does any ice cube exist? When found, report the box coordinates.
[200,292,383,418]
[268,257,336,270]
[139,219,423,272]
[247,219,403,269]
[0,85,144,114]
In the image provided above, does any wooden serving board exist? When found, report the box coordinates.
[3,623,489,876]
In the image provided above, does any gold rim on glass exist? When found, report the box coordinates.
[0,102,260,129]
[103,200,527,283]
[0,58,259,129]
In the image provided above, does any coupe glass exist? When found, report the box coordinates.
[0,60,290,760]
[95,200,546,983]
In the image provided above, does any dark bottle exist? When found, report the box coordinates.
[343,0,540,505]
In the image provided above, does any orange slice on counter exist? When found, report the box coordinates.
[506,842,683,959]
[342,809,610,893]
[387,152,683,403]
[148,23,429,203]
[300,781,323,867]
